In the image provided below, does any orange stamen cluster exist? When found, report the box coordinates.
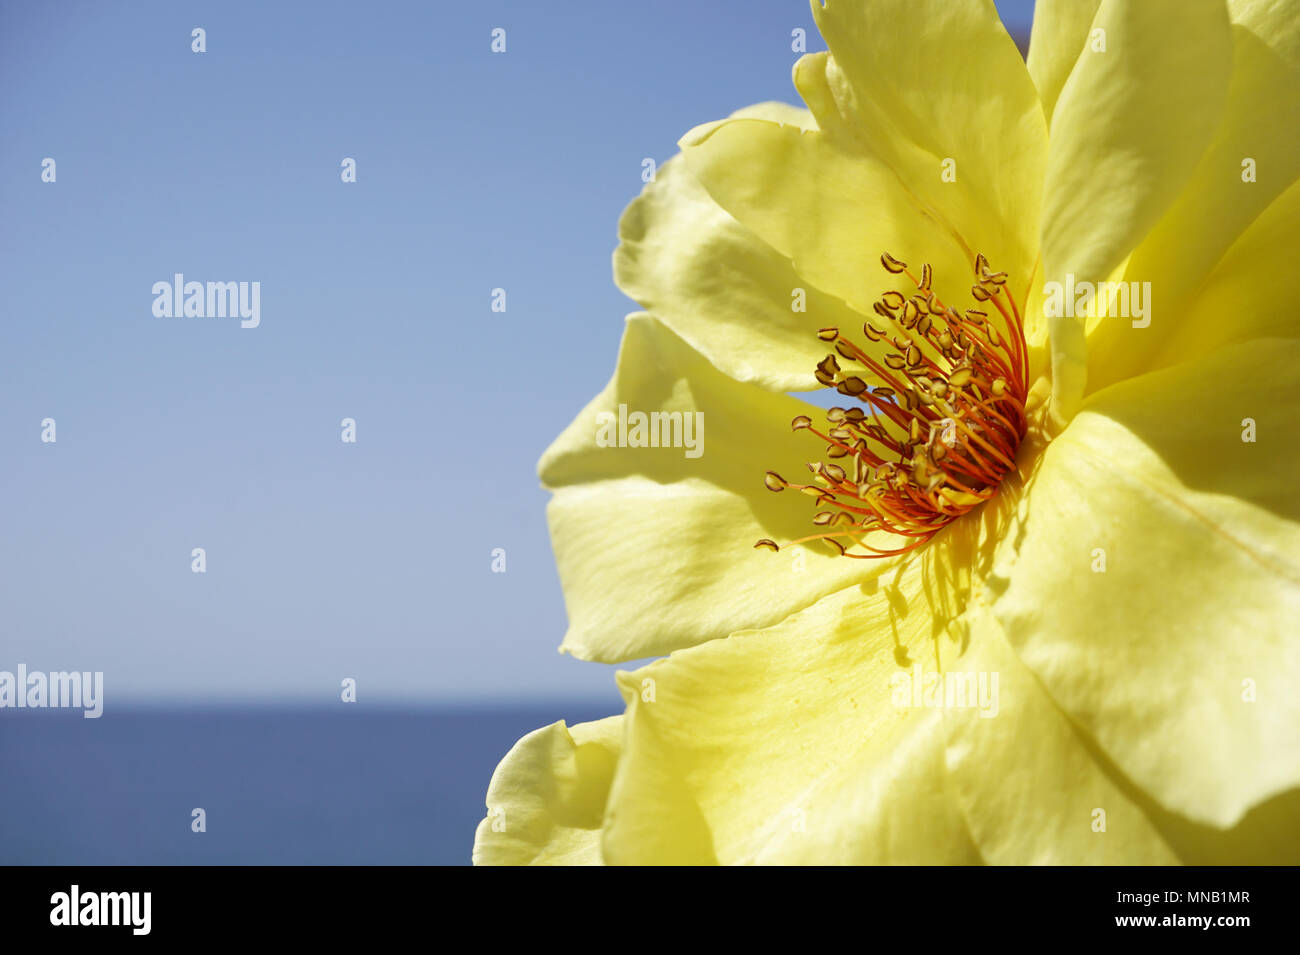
[756,252,1029,559]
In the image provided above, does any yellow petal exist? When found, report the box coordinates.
[1085,0,1300,391]
[1144,788,1300,864]
[805,0,1045,288]
[945,606,1179,864]
[1162,176,1300,359]
[472,716,622,866]
[1040,0,1232,422]
[602,580,982,865]
[677,116,973,323]
[727,100,816,130]
[1026,0,1103,125]
[614,154,855,393]
[540,314,881,662]
[985,337,1300,829]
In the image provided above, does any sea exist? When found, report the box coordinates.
[0,704,614,865]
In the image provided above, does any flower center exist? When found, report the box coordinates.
[756,252,1029,559]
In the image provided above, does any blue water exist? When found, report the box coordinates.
[0,704,614,865]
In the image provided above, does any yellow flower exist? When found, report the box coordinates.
[474,0,1300,865]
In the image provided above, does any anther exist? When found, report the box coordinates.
[756,251,1030,560]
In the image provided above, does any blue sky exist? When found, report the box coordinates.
[0,0,1036,704]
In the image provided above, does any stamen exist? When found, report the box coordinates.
[757,253,1030,559]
